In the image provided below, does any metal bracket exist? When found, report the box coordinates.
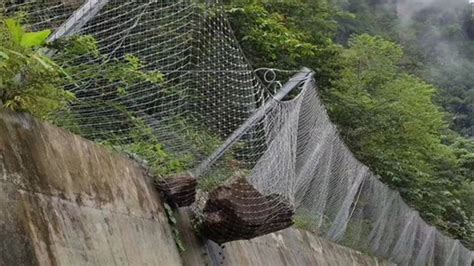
[193,67,313,177]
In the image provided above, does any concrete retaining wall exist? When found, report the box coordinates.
[0,112,181,265]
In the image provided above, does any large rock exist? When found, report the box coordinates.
[199,177,294,244]
[157,175,197,207]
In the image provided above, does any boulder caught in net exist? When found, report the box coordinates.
[198,177,294,244]
[157,175,197,207]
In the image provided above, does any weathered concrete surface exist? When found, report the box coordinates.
[210,229,393,266]
[0,112,392,266]
[177,208,394,266]
[0,112,182,265]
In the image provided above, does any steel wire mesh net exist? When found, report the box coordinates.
[2,1,473,265]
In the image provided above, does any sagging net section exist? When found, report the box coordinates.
[249,79,473,265]
[204,75,473,265]
[3,1,473,265]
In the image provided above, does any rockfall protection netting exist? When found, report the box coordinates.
[5,0,263,170]
[3,1,473,265]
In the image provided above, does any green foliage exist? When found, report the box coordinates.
[227,4,317,67]
[197,162,249,192]
[328,0,474,247]
[339,220,372,254]
[49,29,223,183]
[226,0,343,88]
[0,15,75,119]
[327,34,473,247]
[5,18,51,48]
[334,0,474,138]
[50,34,191,178]
[334,0,398,43]
[0,14,196,179]
[293,212,334,235]
[101,115,193,178]
[229,0,474,248]
[172,118,222,157]
[99,112,224,180]
[53,35,164,97]
[329,35,447,179]
[163,203,185,253]
[293,214,317,232]
[197,167,232,192]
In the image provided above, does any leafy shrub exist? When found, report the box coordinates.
[0,15,75,119]
[102,115,195,177]
[53,35,164,97]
